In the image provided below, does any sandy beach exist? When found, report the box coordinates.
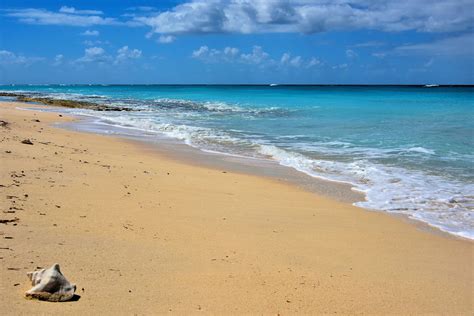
[0,100,472,314]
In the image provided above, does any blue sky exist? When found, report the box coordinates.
[0,0,473,84]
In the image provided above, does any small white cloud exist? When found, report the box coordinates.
[424,58,435,67]
[83,39,105,46]
[115,46,142,64]
[345,49,358,59]
[6,8,118,27]
[395,34,474,56]
[332,63,348,70]
[290,56,302,67]
[280,53,291,64]
[280,53,302,67]
[240,46,269,64]
[75,46,109,63]
[0,50,44,65]
[81,29,100,36]
[223,47,239,57]
[351,41,385,48]
[52,54,64,66]
[192,46,240,62]
[192,46,209,59]
[307,57,321,68]
[158,35,175,43]
[59,6,103,15]
[372,52,386,59]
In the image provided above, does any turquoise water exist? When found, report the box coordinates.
[1,85,473,238]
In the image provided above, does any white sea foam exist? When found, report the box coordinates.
[406,146,436,155]
[257,144,473,239]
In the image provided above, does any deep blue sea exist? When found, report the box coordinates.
[1,85,473,239]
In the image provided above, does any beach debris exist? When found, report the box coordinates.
[0,120,9,128]
[0,217,19,224]
[21,139,34,145]
[25,263,76,302]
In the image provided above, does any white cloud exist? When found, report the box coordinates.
[240,46,269,64]
[351,41,385,48]
[280,53,302,67]
[59,6,103,15]
[158,35,176,43]
[75,46,110,63]
[5,8,118,26]
[192,46,210,59]
[395,33,474,56]
[332,63,348,70]
[191,45,238,62]
[81,29,100,36]
[115,46,142,64]
[0,50,44,65]
[280,53,290,64]
[83,39,107,46]
[126,6,157,13]
[345,49,358,59]
[307,57,322,68]
[290,56,302,67]
[372,52,386,59]
[223,46,239,57]
[74,46,142,65]
[192,45,321,69]
[424,58,435,67]
[136,0,474,37]
[52,54,64,66]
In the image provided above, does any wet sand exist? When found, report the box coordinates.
[0,101,472,314]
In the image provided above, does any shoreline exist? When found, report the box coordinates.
[1,101,472,314]
[2,89,472,240]
[63,114,467,242]
[18,101,469,241]
[59,111,364,204]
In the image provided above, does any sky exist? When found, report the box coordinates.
[0,0,473,84]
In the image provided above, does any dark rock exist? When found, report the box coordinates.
[0,92,136,112]
[21,139,34,145]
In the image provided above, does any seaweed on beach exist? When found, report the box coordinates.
[0,119,9,128]
[0,92,134,112]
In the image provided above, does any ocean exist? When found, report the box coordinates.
[1,84,473,239]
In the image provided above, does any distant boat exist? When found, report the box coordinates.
[424,84,439,88]
[269,83,279,87]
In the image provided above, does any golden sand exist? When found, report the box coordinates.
[0,101,472,314]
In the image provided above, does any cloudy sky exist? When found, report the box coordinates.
[1,0,473,84]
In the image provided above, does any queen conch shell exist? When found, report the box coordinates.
[25,263,76,302]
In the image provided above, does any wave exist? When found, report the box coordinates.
[148,98,290,116]
[406,146,436,155]
[256,144,473,239]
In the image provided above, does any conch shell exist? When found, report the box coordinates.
[25,263,76,302]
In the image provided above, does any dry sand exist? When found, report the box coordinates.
[0,101,472,314]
